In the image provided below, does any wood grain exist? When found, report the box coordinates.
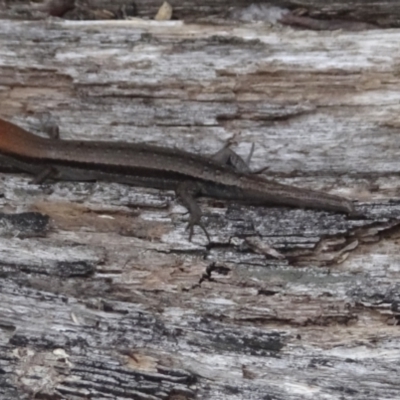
[0,15,399,400]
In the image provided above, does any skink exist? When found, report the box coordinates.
[0,118,356,240]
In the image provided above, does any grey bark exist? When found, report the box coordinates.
[0,11,399,400]
[2,1,400,27]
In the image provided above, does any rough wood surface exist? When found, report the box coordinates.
[0,15,400,400]
[2,0,400,27]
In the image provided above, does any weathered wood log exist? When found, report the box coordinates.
[2,0,400,27]
[0,9,400,400]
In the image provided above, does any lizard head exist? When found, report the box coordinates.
[0,118,46,157]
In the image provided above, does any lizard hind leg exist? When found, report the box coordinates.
[211,144,252,173]
[212,143,269,174]
[176,181,210,242]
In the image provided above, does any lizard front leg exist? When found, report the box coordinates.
[30,116,60,184]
